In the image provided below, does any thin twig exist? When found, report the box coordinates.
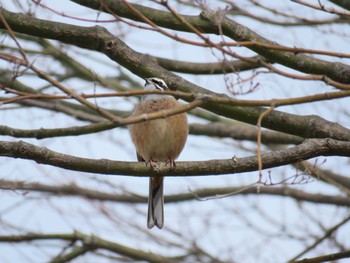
[0,53,118,121]
[0,14,28,62]
[288,214,350,262]
[291,0,350,17]
[257,106,275,181]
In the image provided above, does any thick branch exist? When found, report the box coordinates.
[189,123,303,144]
[0,139,349,177]
[71,0,350,84]
[329,0,350,10]
[156,55,267,74]
[200,10,350,84]
[71,0,214,32]
[1,8,350,141]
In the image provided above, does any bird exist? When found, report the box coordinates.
[128,77,188,229]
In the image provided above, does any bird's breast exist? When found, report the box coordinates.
[129,97,188,162]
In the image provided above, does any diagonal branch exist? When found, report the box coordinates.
[289,214,350,262]
[200,9,350,84]
[70,0,350,84]
[1,7,350,141]
[50,245,93,263]
[329,0,350,10]
[291,0,350,16]
[0,53,118,121]
[291,250,350,263]
[155,55,267,74]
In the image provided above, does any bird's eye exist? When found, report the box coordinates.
[152,79,167,90]
[153,79,161,85]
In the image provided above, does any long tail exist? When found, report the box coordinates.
[147,176,164,229]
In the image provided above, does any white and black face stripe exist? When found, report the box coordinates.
[142,77,172,101]
[145,78,169,91]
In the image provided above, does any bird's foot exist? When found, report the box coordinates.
[146,159,160,172]
[165,159,176,168]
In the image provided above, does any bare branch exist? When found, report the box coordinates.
[329,0,350,10]
[50,245,93,263]
[291,0,350,17]
[200,10,350,85]
[289,215,350,262]
[291,250,350,263]
[0,231,177,263]
[1,8,350,141]
[0,139,349,177]
[2,179,350,206]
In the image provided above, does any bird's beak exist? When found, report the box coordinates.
[144,78,150,85]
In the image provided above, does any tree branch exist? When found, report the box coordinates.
[0,231,175,263]
[329,0,350,11]
[189,123,303,144]
[294,161,350,194]
[0,121,302,145]
[224,1,350,26]
[1,7,350,141]
[291,250,350,263]
[291,0,350,16]
[50,245,93,263]
[0,139,349,177]
[155,55,267,74]
[2,179,350,206]
[70,0,350,84]
[289,214,350,262]
[200,9,350,84]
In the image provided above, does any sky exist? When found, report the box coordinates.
[0,1,350,262]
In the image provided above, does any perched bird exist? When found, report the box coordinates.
[129,77,188,229]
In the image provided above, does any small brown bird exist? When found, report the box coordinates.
[129,77,188,229]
